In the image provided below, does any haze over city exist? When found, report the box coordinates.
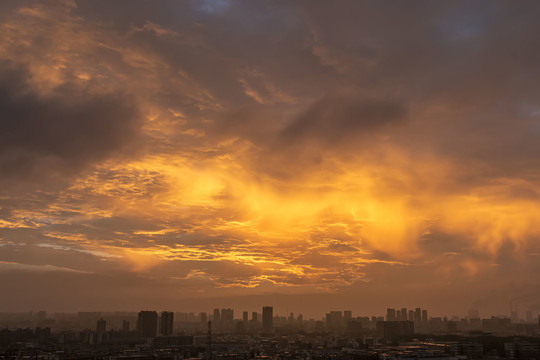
[1,0,540,319]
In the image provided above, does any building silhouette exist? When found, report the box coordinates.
[414,308,422,323]
[387,308,396,321]
[327,311,343,332]
[344,310,352,324]
[421,309,428,323]
[96,318,106,334]
[122,320,130,334]
[213,308,220,322]
[262,306,273,334]
[137,311,158,338]
[377,321,414,342]
[160,311,174,336]
[221,308,234,323]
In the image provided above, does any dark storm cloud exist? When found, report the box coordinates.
[0,63,142,181]
[281,95,407,145]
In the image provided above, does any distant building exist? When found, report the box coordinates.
[327,311,343,331]
[262,306,273,334]
[376,321,414,342]
[199,312,207,322]
[221,308,234,323]
[387,308,396,321]
[122,320,130,334]
[346,320,363,334]
[252,311,258,322]
[421,309,428,323]
[482,317,511,332]
[243,311,248,322]
[401,308,407,321]
[414,308,422,323]
[96,318,106,333]
[160,311,174,336]
[138,311,158,338]
[213,308,221,322]
[505,340,540,359]
[449,342,483,358]
[344,310,352,323]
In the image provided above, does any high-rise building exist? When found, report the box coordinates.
[414,308,422,323]
[387,308,396,321]
[262,306,273,334]
[243,311,248,322]
[213,308,221,322]
[344,310,352,323]
[401,308,407,321]
[138,311,158,338]
[421,309,428,323]
[252,311,258,322]
[328,311,343,331]
[199,312,207,322]
[408,310,414,321]
[221,309,234,323]
[122,320,130,334]
[96,318,106,333]
[160,311,174,336]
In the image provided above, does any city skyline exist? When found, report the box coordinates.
[2,305,539,324]
[1,0,540,318]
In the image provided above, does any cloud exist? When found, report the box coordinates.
[0,62,142,182]
[280,94,407,145]
[2,0,540,316]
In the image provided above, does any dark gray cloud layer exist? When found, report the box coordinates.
[0,63,141,181]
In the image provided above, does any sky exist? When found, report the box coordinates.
[1,0,540,319]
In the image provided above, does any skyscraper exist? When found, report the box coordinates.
[199,312,207,322]
[328,311,343,331]
[96,318,106,333]
[262,306,273,334]
[243,311,248,322]
[122,320,130,334]
[387,308,396,321]
[221,308,234,323]
[344,310,352,323]
[414,308,422,323]
[160,311,174,336]
[138,311,158,338]
[213,308,221,322]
